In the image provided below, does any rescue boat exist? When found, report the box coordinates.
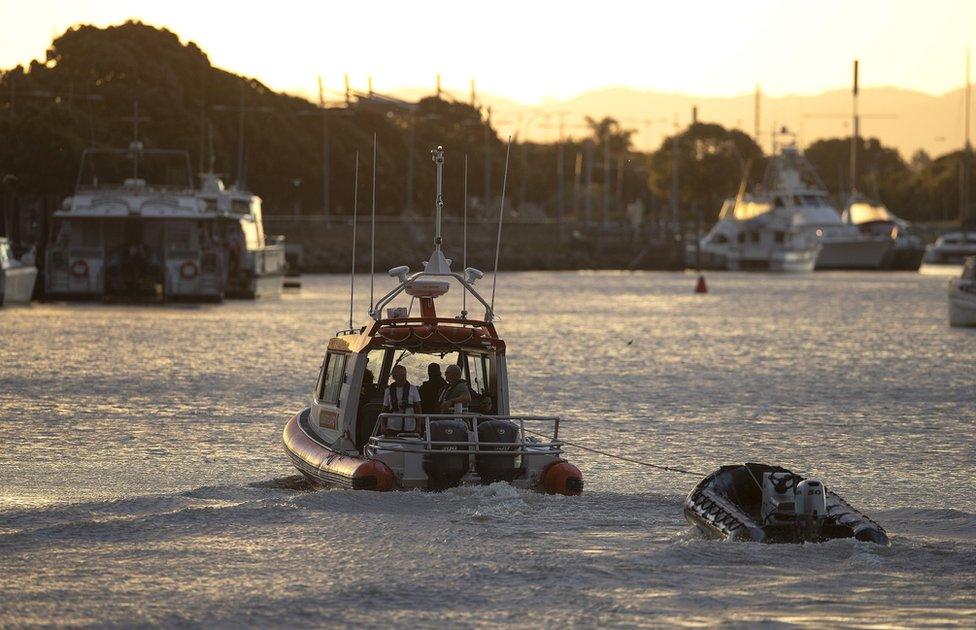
[282,146,582,495]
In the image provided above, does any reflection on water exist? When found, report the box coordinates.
[1,271,973,626]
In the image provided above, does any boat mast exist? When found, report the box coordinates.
[963,49,972,229]
[850,59,860,206]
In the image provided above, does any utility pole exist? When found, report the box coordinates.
[754,84,761,147]
[584,142,593,224]
[483,107,492,210]
[671,116,680,230]
[556,113,565,231]
[603,134,611,226]
[406,108,415,214]
[213,85,273,188]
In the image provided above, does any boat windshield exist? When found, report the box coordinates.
[846,201,895,224]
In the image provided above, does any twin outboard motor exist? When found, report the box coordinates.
[760,471,828,541]
[423,419,469,490]
[794,479,827,541]
[475,419,521,483]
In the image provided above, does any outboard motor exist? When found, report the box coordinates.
[761,471,796,525]
[475,419,521,483]
[794,479,828,542]
[423,419,470,490]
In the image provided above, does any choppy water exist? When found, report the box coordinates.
[2,270,974,627]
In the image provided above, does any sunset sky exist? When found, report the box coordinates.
[1,0,973,105]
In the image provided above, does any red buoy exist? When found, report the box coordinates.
[695,275,708,294]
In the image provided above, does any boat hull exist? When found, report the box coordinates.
[683,463,889,545]
[949,282,976,327]
[0,266,37,305]
[815,238,891,270]
[283,409,395,490]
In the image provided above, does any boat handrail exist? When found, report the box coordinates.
[370,269,494,322]
[365,412,563,457]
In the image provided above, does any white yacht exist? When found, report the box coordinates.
[948,256,976,327]
[843,196,926,270]
[692,194,820,272]
[0,237,37,305]
[925,231,976,266]
[45,140,284,302]
[763,145,890,270]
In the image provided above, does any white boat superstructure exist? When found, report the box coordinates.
[0,237,37,305]
[948,257,976,327]
[763,145,891,270]
[45,139,284,302]
[196,173,285,299]
[926,231,976,266]
[843,196,926,270]
[693,195,820,272]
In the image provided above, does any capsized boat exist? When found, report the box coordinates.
[949,256,976,327]
[684,463,889,545]
[282,147,583,495]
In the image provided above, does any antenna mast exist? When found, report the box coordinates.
[490,137,513,313]
[370,133,377,312]
[963,49,972,227]
[350,152,360,328]
[462,154,468,317]
[432,145,445,250]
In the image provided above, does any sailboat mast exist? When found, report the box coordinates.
[963,49,972,227]
[850,59,859,202]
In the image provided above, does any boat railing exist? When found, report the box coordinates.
[365,413,563,457]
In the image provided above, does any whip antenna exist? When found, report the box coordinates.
[462,153,468,317]
[432,146,444,249]
[349,151,359,329]
[490,137,512,313]
[370,133,377,313]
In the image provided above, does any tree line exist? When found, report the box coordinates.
[1,21,972,226]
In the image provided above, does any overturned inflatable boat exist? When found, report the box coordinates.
[684,463,889,545]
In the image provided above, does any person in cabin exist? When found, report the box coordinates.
[382,365,422,435]
[361,368,383,402]
[438,364,472,413]
[419,362,447,414]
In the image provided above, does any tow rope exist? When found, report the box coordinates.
[524,428,706,477]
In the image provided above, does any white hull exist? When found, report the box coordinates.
[948,283,976,327]
[0,265,38,305]
[816,238,890,270]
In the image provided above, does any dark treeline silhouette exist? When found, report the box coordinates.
[0,21,972,226]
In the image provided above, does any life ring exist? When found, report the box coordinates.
[179,260,199,280]
[70,259,89,278]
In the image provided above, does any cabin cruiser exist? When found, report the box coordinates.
[843,196,926,270]
[926,230,976,266]
[691,195,820,272]
[44,138,284,302]
[684,463,889,545]
[282,147,583,495]
[948,256,976,326]
[762,146,890,270]
[0,237,37,305]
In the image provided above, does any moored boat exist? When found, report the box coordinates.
[948,256,976,327]
[283,146,582,495]
[0,237,37,305]
[684,463,889,545]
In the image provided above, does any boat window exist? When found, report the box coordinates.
[774,231,785,243]
[750,231,760,243]
[737,232,746,244]
[773,196,785,208]
[466,354,490,396]
[318,352,348,405]
[712,234,728,244]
